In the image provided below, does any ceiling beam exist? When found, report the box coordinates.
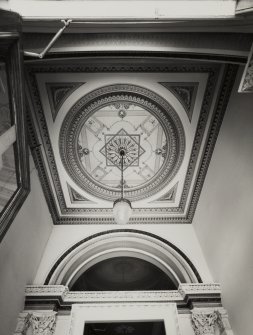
[1,0,236,21]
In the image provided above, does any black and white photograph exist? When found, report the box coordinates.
[0,1,252,335]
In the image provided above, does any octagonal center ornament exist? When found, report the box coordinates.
[59,84,185,202]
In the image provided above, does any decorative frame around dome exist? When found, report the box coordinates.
[25,60,238,224]
[59,84,185,201]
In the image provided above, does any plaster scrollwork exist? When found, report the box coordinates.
[191,309,233,335]
[191,311,218,335]
[29,312,57,335]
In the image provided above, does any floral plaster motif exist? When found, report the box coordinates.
[29,312,57,335]
[192,312,218,335]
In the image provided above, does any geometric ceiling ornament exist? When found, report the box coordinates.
[159,82,198,121]
[67,184,94,204]
[25,60,238,224]
[154,182,179,202]
[46,82,84,121]
[59,84,185,202]
[99,128,145,171]
[238,43,253,93]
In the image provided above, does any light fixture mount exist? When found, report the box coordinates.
[113,147,132,224]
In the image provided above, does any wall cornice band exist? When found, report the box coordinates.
[24,283,222,312]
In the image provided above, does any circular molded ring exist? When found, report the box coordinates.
[59,84,185,201]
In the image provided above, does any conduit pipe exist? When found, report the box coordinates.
[24,19,72,59]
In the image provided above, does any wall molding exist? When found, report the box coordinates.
[24,283,222,312]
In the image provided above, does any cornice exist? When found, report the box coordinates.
[24,283,221,311]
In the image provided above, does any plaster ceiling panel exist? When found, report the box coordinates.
[25,60,237,224]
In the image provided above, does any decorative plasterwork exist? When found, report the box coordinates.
[154,182,178,202]
[25,61,238,224]
[159,82,198,121]
[24,283,222,312]
[191,309,232,335]
[60,84,185,201]
[14,311,57,335]
[239,42,253,93]
[29,312,57,335]
[67,184,94,204]
[192,311,218,335]
[25,285,182,302]
[46,82,84,121]
[178,283,221,299]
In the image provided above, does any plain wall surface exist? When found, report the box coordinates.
[193,69,253,335]
[0,160,53,335]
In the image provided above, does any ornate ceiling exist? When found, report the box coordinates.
[60,84,185,202]
[25,59,237,224]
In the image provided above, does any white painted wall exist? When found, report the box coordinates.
[0,158,53,335]
[55,315,71,335]
[33,223,213,285]
[193,68,253,335]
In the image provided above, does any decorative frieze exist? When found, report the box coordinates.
[24,284,222,313]
[26,284,221,302]
[65,290,182,302]
[25,285,68,297]
[25,285,182,302]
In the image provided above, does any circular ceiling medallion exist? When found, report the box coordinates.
[59,84,185,201]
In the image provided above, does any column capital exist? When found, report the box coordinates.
[191,310,218,335]
[29,311,57,335]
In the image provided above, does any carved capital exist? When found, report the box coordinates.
[191,309,234,335]
[191,311,218,335]
[29,312,57,335]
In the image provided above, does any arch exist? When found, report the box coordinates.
[45,229,202,287]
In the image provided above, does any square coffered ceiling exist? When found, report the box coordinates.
[25,59,237,224]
